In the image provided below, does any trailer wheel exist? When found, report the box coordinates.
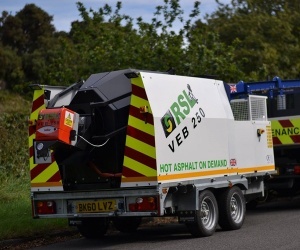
[186,190,219,237]
[218,186,245,231]
[112,217,142,233]
[77,218,108,239]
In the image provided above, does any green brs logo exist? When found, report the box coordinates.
[161,84,198,138]
[161,110,177,137]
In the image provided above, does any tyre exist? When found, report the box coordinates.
[186,190,219,237]
[77,218,109,239]
[112,217,142,233]
[218,186,245,231]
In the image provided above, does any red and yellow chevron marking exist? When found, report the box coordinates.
[121,76,157,184]
[271,119,300,145]
[29,88,62,190]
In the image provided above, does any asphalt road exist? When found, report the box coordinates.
[34,198,300,250]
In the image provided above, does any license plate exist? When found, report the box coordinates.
[76,200,116,213]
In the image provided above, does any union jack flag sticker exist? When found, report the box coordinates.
[229,84,237,93]
[230,159,237,166]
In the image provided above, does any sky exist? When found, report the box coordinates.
[0,0,231,32]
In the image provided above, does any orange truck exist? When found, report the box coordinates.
[29,69,274,238]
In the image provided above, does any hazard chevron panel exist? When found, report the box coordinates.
[28,88,63,191]
[121,76,158,187]
[271,118,300,145]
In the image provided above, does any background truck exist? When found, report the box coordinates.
[28,69,275,238]
[230,76,300,201]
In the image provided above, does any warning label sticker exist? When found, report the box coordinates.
[64,111,74,128]
[266,125,273,148]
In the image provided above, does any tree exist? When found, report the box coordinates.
[184,20,245,82]
[207,0,300,81]
[68,1,200,76]
[1,4,55,54]
[0,4,62,91]
[0,43,24,89]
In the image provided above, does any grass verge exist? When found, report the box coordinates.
[0,90,71,241]
[0,175,70,241]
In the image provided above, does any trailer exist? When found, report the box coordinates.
[28,69,275,238]
[230,76,300,200]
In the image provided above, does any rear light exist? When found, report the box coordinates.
[129,196,157,212]
[36,201,56,214]
[294,166,300,174]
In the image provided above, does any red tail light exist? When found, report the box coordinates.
[294,166,300,174]
[129,196,157,212]
[36,201,56,214]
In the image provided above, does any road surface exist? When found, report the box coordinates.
[34,197,300,250]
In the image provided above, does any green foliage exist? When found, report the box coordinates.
[1,4,55,54]
[0,113,28,178]
[0,4,60,91]
[209,0,300,81]
[1,0,300,88]
[0,91,69,241]
[43,37,83,85]
[0,90,30,178]
[0,44,25,89]
[0,176,69,240]
[184,21,245,82]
